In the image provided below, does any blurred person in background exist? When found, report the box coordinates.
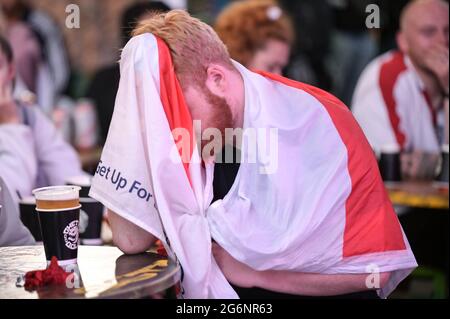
[378,0,410,54]
[86,1,171,145]
[0,0,70,114]
[1,0,100,156]
[352,0,449,180]
[0,0,41,103]
[214,0,294,75]
[213,0,294,200]
[0,35,83,202]
[0,176,35,246]
[326,0,379,106]
[279,0,333,91]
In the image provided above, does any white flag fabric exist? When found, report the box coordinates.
[89,33,236,298]
[207,65,417,299]
[90,33,417,299]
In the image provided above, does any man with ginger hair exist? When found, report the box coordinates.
[352,0,449,180]
[89,10,416,298]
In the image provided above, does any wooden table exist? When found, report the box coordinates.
[386,181,449,210]
[0,245,181,299]
[387,181,449,297]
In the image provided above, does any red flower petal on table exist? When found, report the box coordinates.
[155,241,168,257]
[23,257,71,291]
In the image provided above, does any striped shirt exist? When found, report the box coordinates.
[352,51,444,154]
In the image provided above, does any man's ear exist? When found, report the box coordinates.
[396,31,408,54]
[205,64,227,98]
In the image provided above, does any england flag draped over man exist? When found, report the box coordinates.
[90,10,417,299]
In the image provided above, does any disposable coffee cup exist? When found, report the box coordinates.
[78,198,104,245]
[66,175,103,245]
[19,196,42,242]
[32,185,81,266]
[66,175,91,198]
[379,144,402,182]
[436,144,449,184]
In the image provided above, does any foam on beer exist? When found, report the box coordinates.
[33,186,81,211]
[33,186,80,200]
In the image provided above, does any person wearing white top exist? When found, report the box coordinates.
[0,176,35,246]
[352,0,449,180]
[0,36,83,203]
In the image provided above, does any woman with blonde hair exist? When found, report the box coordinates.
[214,0,294,75]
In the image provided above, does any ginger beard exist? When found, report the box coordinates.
[199,87,234,159]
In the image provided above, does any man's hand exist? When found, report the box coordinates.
[212,243,258,288]
[424,45,449,95]
[0,79,20,124]
[401,151,440,180]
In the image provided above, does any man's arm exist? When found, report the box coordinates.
[254,270,390,297]
[107,209,157,255]
[213,243,391,296]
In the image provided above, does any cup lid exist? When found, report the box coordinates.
[32,185,81,201]
[19,195,36,204]
[380,144,400,154]
[65,174,92,187]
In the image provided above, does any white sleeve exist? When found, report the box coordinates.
[351,63,399,154]
[0,124,38,198]
[30,107,84,186]
[0,177,35,246]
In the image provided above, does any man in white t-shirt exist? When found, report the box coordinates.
[352,0,449,180]
[0,36,83,202]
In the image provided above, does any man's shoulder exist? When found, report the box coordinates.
[255,70,347,108]
[353,51,416,107]
[377,51,410,83]
[357,51,405,85]
[257,71,370,147]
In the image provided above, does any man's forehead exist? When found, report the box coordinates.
[409,9,448,30]
[403,1,449,30]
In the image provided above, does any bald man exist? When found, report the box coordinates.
[352,0,449,180]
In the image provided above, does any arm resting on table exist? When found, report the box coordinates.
[107,209,157,255]
[213,243,391,296]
